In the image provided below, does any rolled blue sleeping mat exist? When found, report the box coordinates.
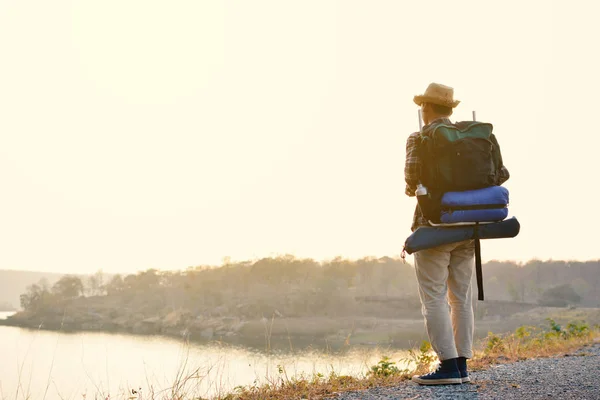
[440,186,510,224]
[404,217,520,255]
[441,186,509,207]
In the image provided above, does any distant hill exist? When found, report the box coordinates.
[0,270,65,310]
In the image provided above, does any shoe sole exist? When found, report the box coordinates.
[411,376,462,385]
[461,376,471,383]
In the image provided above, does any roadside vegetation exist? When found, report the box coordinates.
[214,319,599,400]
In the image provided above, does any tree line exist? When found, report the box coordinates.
[19,257,600,318]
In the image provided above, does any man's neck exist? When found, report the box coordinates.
[425,116,451,126]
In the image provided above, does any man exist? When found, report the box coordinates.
[405,83,510,385]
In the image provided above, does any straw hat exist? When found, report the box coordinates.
[413,83,460,108]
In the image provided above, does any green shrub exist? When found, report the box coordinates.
[368,356,403,377]
[485,332,505,353]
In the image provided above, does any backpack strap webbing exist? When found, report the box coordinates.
[474,223,484,301]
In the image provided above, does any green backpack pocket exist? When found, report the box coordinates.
[420,122,496,191]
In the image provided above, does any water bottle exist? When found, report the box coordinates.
[415,183,430,218]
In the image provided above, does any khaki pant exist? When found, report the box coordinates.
[413,240,475,360]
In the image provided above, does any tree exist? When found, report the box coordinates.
[538,284,581,307]
[135,269,160,290]
[52,275,84,299]
[106,274,125,296]
[19,281,51,311]
[87,270,106,296]
[507,281,524,302]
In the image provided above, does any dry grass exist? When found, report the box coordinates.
[217,320,599,400]
[216,371,408,400]
[469,319,599,371]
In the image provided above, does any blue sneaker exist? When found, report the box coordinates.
[457,357,470,383]
[412,358,462,385]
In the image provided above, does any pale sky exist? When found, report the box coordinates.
[1,1,598,274]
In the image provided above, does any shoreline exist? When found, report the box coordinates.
[3,306,599,354]
[0,313,429,352]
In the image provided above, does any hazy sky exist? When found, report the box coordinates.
[1,1,598,274]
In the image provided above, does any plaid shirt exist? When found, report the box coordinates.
[404,118,510,230]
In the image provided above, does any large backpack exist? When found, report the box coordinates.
[420,121,497,191]
[418,121,500,223]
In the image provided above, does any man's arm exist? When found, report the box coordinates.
[490,133,510,185]
[404,132,421,196]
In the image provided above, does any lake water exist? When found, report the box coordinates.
[0,312,410,400]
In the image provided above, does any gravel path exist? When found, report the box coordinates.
[335,343,600,399]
